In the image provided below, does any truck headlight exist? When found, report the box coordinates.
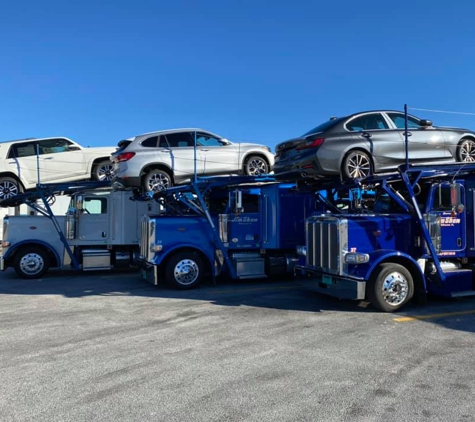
[344,252,369,264]
[150,243,162,252]
[296,246,307,256]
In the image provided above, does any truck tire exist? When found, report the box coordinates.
[13,247,50,279]
[0,176,23,201]
[143,169,172,193]
[165,252,204,290]
[367,263,414,312]
[244,155,269,176]
[92,160,114,182]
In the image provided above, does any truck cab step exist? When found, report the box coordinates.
[450,290,475,298]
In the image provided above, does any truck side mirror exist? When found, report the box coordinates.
[75,195,84,210]
[235,190,243,213]
[450,183,462,207]
[450,183,464,215]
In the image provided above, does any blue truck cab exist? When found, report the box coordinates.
[299,163,475,312]
[139,177,321,289]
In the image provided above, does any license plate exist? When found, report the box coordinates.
[322,275,333,286]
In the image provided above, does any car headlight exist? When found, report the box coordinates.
[344,252,369,264]
[261,146,271,152]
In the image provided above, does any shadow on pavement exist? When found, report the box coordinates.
[2,268,475,332]
[0,267,375,314]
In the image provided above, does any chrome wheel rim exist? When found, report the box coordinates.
[173,259,199,286]
[0,180,19,200]
[346,154,371,178]
[19,253,44,276]
[460,141,475,162]
[381,271,409,306]
[247,158,268,175]
[148,173,170,191]
[97,164,114,181]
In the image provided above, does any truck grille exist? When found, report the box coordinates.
[306,216,347,275]
[140,217,153,261]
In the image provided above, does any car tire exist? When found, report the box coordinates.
[244,155,269,176]
[143,169,173,193]
[13,247,50,279]
[0,177,23,201]
[342,150,372,179]
[367,263,414,312]
[457,138,475,162]
[92,160,114,182]
[165,251,204,290]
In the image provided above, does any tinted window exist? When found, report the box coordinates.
[158,136,169,148]
[432,186,452,211]
[387,113,421,129]
[165,132,194,147]
[196,133,223,147]
[8,142,38,158]
[141,136,159,148]
[38,138,72,155]
[302,117,345,136]
[346,114,389,131]
[116,140,132,152]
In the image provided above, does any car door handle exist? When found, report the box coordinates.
[43,157,53,159]
[361,132,371,138]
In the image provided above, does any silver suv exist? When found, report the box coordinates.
[0,137,115,200]
[111,128,274,192]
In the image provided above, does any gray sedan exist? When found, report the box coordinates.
[274,110,475,180]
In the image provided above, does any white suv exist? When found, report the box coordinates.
[111,128,274,192]
[0,137,115,200]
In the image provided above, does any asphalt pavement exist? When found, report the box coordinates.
[1,269,475,422]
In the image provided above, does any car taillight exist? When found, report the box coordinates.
[296,137,325,151]
[116,152,136,162]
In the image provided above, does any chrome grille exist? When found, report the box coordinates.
[306,216,346,275]
[139,217,152,261]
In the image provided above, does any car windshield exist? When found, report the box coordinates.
[302,117,345,136]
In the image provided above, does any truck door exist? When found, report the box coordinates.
[77,196,110,241]
[428,183,466,256]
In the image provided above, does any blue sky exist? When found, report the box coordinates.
[1,0,475,150]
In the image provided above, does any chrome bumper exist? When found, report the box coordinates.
[139,260,158,285]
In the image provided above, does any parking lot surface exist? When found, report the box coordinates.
[1,269,475,422]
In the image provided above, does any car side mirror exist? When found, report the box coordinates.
[419,119,432,128]
[68,146,81,151]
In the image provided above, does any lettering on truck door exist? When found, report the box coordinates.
[429,184,466,256]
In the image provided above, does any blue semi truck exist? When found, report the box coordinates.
[298,162,475,312]
[138,176,321,289]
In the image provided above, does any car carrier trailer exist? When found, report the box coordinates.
[0,182,161,278]
[297,162,475,312]
[138,175,323,289]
